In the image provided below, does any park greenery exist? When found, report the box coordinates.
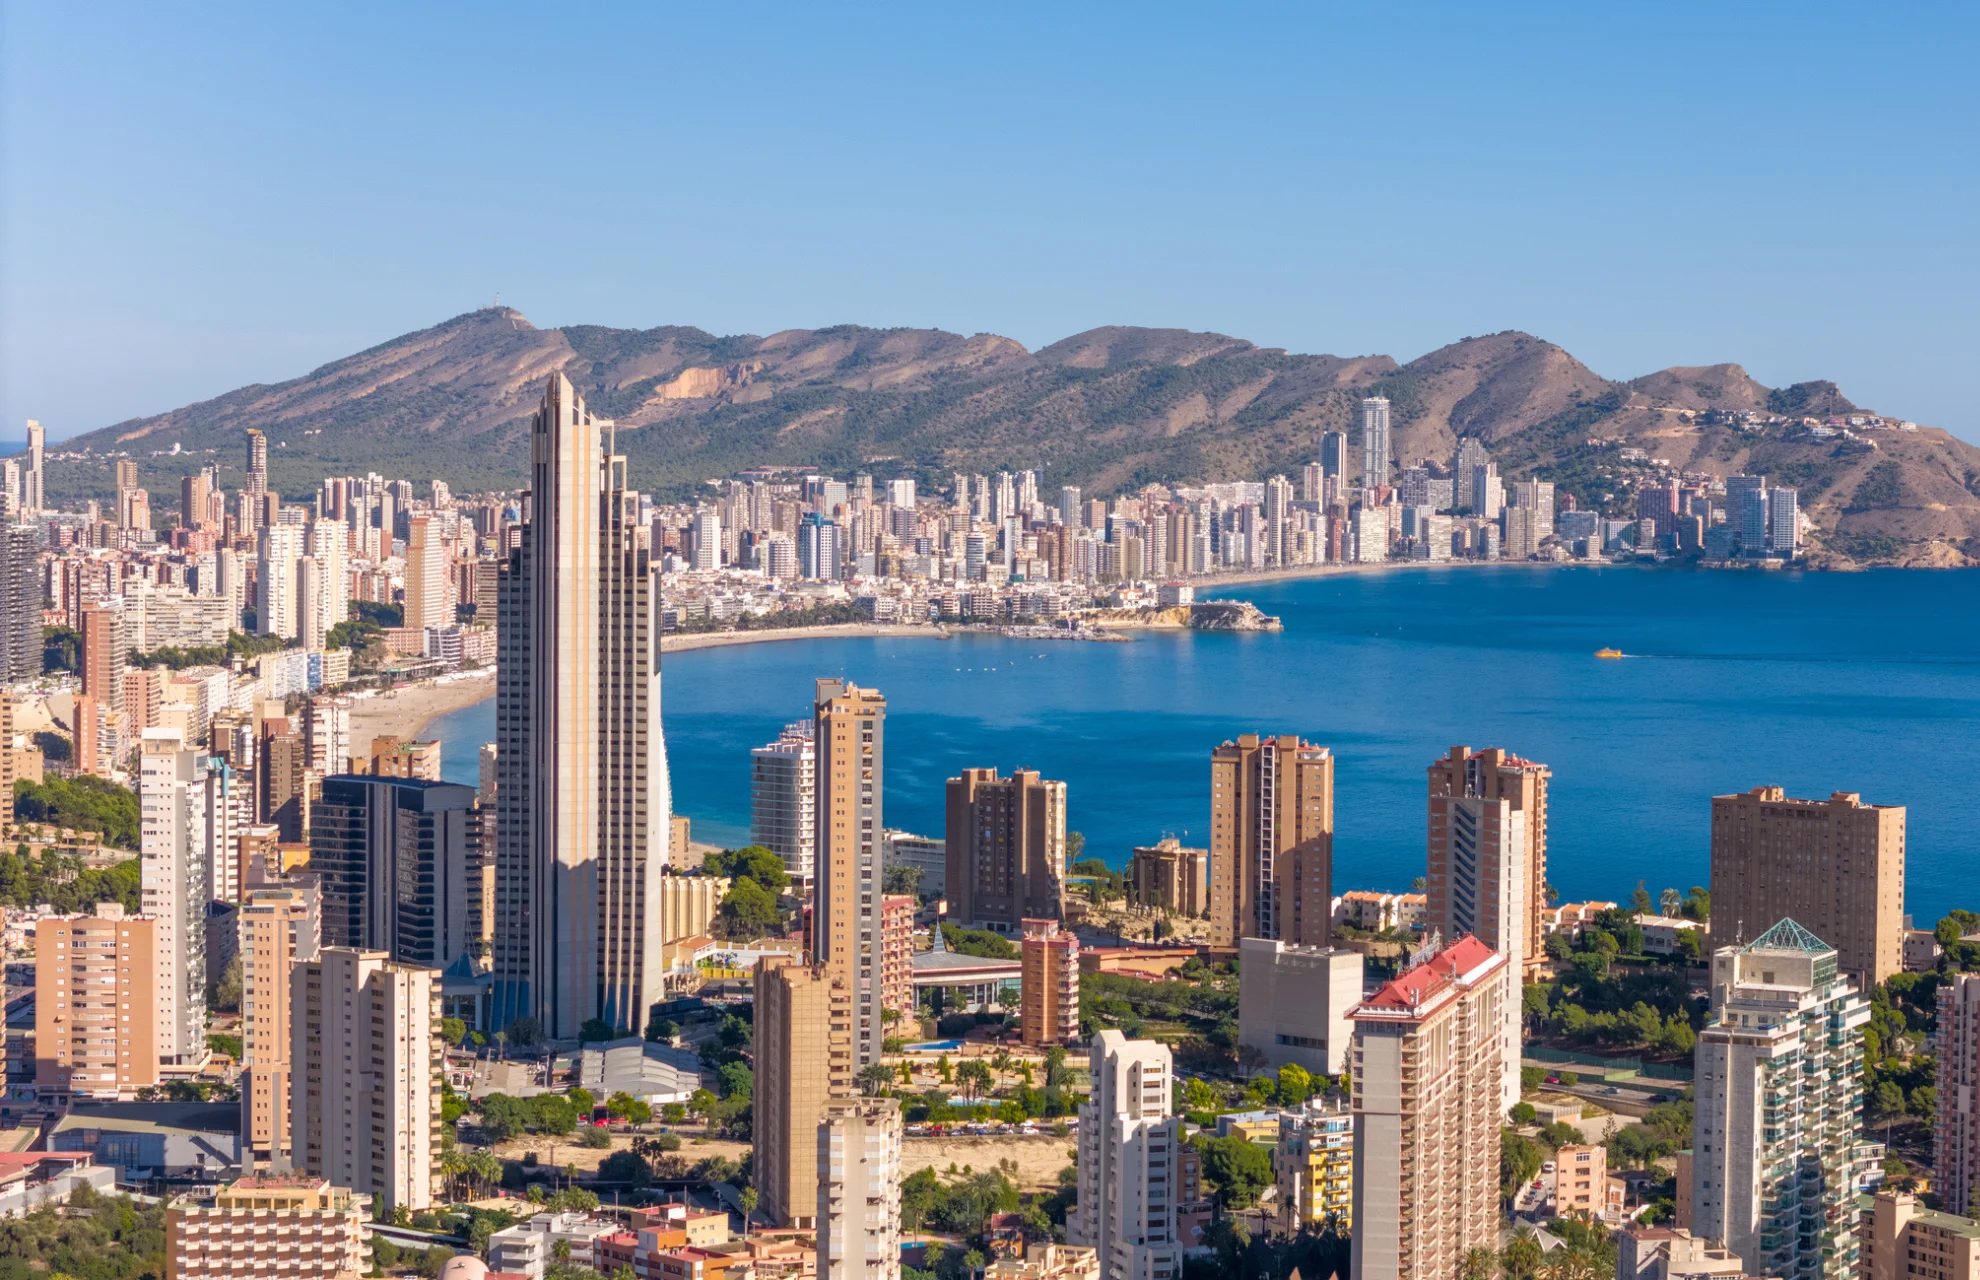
[128,629,289,669]
[0,1187,166,1280]
[0,843,140,911]
[11,776,141,849]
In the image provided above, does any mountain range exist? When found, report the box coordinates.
[47,307,1980,567]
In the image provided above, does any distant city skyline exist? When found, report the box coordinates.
[3,6,1975,441]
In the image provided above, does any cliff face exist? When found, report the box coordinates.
[52,309,1980,565]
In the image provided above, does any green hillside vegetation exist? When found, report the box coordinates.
[12,776,141,849]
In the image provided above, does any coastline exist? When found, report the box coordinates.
[347,669,495,746]
[662,622,951,653]
[347,624,953,742]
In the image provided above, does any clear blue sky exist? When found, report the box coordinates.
[3,2,1975,442]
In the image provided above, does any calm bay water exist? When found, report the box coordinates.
[429,565,1980,923]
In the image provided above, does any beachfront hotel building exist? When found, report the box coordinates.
[814,678,887,1069]
[491,372,674,1041]
[1069,1031,1183,1280]
[1349,935,1510,1280]
[944,766,1067,933]
[1208,734,1335,948]
[751,720,817,888]
[1690,919,1868,1280]
[1708,787,1905,988]
[1426,746,1550,980]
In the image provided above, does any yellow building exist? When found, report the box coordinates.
[1276,1096,1353,1232]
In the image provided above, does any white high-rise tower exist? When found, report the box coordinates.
[1360,397,1391,490]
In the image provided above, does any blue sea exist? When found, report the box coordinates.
[428,565,1980,924]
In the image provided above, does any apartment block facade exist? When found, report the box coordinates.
[753,956,855,1229]
[817,1098,903,1280]
[1021,918,1081,1047]
[1349,936,1510,1280]
[1709,787,1905,987]
[813,679,886,1068]
[945,767,1068,933]
[239,884,321,1166]
[1426,746,1549,979]
[1690,919,1868,1280]
[291,948,438,1211]
[1070,1031,1182,1280]
[1208,735,1334,948]
[1938,974,1980,1216]
[34,904,159,1100]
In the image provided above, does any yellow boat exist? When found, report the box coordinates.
[1595,648,1624,659]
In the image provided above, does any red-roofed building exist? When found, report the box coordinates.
[1348,935,1511,1280]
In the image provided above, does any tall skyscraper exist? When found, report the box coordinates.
[1349,936,1510,1280]
[944,767,1067,933]
[814,679,886,1068]
[1360,398,1391,489]
[754,956,855,1228]
[291,948,438,1211]
[1691,920,1868,1280]
[0,523,39,681]
[1767,486,1799,557]
[1935,975,1980,1216]
[239,883,321,1166]
[77,600,125,775]
[1207,734,1334,948]
[140,728,215,1065]
[816,1098,903,1280]
[312,775,477,968]
[1426,746,1549,979]
[22,419,45,515]
[182,471,212,530]
[245,428,269,495]
[798,514,841,580]
[1709,787,1904,988]
[1319,431,1349,482]
[1059,486,1082,527]
[690,507,722,571]
[492,373,672,1041]
[1069,1031,1182,1280]
[34,904,159,1099]
[403,515,449,631]
[257,522,304,639]
[751,721,817,887]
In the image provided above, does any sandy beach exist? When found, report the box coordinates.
[662,622,950,652]
[347,669,495,745]
[342,625,951,744]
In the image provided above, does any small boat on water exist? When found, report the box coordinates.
[1595,648,1625,659]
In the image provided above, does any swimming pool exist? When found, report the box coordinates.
[903,1039,966,1052]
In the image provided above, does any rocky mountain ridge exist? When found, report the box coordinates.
[48,308,1980,567]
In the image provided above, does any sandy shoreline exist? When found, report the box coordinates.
[662,622,950,652]
[342,625,953,744]
[347,669,495,745]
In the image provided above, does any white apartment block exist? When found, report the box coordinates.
[751,722,817,886]
[1691,919,1868,1280]
[817,1098,903,1280]
[291,948,438,1211]
[139,728,214,1065]
[1237,937,1363,1076]
[1070,1031,1182,1280]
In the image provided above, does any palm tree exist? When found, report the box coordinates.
[739,1186,759,1240]
[1461,1247,1498,1280]
[858,1063,894,1097]
[494,1030,507,1063]
[1503,1228,1543,1280]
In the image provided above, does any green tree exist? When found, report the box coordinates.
[1275,1062,1313,1106]
[1874,1080,1907,1118]
[438,1016,468,1046]
[705,845,790,893]
[1500,1129,1542,1203]
[717,877,783,940]
[955,1060,994,1103]
[1196,1134,1272,1208]
[1503,1228,1543,1280]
